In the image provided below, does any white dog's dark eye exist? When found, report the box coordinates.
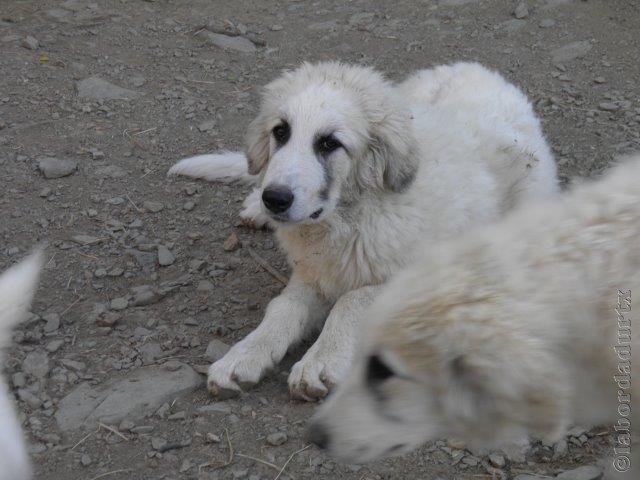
[316,135,342,155]
[366,354,395,386]
[272,122,290,144]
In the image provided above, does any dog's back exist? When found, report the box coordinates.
[0,252,42,480]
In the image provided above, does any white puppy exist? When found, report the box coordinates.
[169,61,558,400]
[309,157,640,464]
[0,252,42,480]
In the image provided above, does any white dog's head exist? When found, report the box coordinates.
[245,62,418,224]
[307,252,569,464]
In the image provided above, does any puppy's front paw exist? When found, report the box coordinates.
[288,348,349,401]
[207,347,272,398]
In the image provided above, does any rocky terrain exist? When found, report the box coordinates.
[1,0,639,479]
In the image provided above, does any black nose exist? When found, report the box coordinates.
[262,186,294,214]
[306,422,330,450]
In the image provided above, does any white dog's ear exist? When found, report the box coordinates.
[368,112,419,193]
[245,113,271,175]
[445,350,568,441]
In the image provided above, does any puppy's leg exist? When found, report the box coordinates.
[288,285,379,401]
[208,276,328,397]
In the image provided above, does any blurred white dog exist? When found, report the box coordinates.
[309,157,640,464]
[169,61,558,400]
[0,252,42,480]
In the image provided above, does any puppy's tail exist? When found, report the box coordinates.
[0,251,42,352]
[168,151,256,184]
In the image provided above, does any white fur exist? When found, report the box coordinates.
[169,61,558,399]
[311,157,640,464]
[0,251,42,480]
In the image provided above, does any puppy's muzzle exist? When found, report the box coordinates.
[262,185,294,214]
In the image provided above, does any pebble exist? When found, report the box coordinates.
[80,454,92,466]
[110,297,129,311]
[42,313,60,333]
[223,232,240,252]
[143,201,164,213]
[204,339,231,362]
[46,339,65,352]
[23,350,50,378]
[266,432,288,446]
[513,2,529,19]
[594,76,606,84]
[197,120,216,132]
[21,35,39,50]
[598,102,619,112]
[539,18,555,28]
[183,201,195,211]
[197,280,214,292]
[77,76,141,101]
[198,31,256,53]
[488,453,506,468]
[206,433,221,443]
[551,40,592,63]
[157,245,175,266]
[556,466,603,480]
[37,157,77,179]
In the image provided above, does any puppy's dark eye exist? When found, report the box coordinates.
[272,122,290,144]
[366,354,395,386]
[316,135,342,155]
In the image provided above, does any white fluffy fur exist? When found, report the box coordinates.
[311,157,640,464]
[169,61,558,400]
[0,251,42,480]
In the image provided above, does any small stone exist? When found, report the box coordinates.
[87,209,98,218]
[197,120,216,132]
[223,232,240,252]
[266,432,288,446]
[555,466,603,480]
[594,76,606,84]
[196,280,214,292]
[77,76,141,101]
[94,268,107,278]
[598,102,619,112]
[183,201,195,211]
[143,201,164,213]
[42,313,61,333]
[488,453,506,468]
[23,350,50,378]
[157,245,175,266]
[21,36,39,50]
[110,297,128,311]
[80,454,92,466]
[206,433,221,443]
[269,24,283,31]
[151,437,167,451]
[37,157,77,179]
[18,389,42,409]
[12,372,26,388]
[199,31,256,53]
[551,40,592,63]
[39,187,52,197]
[513,2,529,19]
[204,339,231,362]
[539,18,555,28]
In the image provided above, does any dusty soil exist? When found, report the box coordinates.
[1,0,639,479]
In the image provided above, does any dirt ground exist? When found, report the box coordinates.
[1,0,639,479]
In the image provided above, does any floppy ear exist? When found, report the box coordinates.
[444,347,569,442]
[244,112,272,175]
[368,111,419,193]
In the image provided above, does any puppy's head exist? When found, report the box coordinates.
[308,256,569,464]
[245,62,418,224]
